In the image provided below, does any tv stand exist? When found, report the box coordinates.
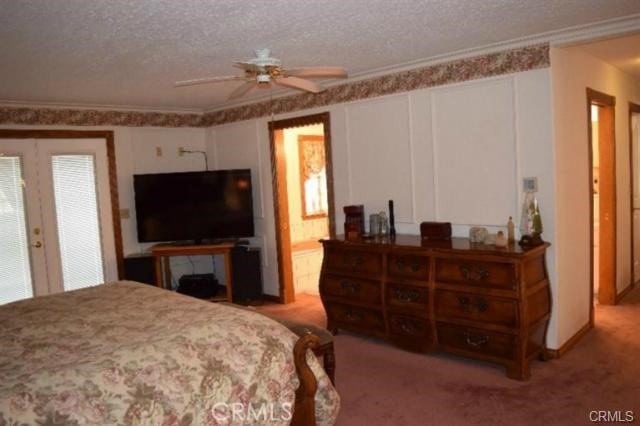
[150,243,235,302]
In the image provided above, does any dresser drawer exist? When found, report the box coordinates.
[386,283,429,312]
[387,253,429,280]
[435,290,517,327]
[325,248,382,275]
[327,303,385,333]
[321,275,381,304]
[389,314,430,337]
[389,314,431,352]
[435,258,516,290]
[437,323,515,360]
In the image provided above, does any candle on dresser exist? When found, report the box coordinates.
[389,200,396,239]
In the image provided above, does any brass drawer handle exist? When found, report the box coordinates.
[458,296,489,313]
[395,258,421,273]
[344,309,364,322]
[399,318,422,334]
[340,280,361,294]
[463,331,489,347]
[459,264,490,281]
[394,288,420,303]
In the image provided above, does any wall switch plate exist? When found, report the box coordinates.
[156,147,162,157]
[523,177,538,192]
[120,208,130,219]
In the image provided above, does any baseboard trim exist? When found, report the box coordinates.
[616,282,635,304]
[547,321,592,359]
[262,294,283,303]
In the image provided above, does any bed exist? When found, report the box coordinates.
[0,281,339,425]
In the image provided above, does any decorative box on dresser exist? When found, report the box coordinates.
[319,235,551,380]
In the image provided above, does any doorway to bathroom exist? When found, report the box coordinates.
[587,88,616,325]
[269,112,336,303]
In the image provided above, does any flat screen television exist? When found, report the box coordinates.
[133,169,254,243]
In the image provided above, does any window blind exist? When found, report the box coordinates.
[0,156,33,304]
[51,155,105,291]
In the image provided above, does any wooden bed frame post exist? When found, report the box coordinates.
[291,333,320,425]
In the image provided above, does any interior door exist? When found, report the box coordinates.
[0,138,117,303]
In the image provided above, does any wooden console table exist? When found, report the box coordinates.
[150,243,235,301]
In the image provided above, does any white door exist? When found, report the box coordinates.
[0,138,117,303]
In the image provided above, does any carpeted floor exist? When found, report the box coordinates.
[257,289,640,426]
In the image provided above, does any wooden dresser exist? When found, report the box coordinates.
[319,235,551,380]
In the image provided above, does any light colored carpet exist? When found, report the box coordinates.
[257,290,640,425]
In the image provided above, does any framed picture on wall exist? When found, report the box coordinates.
[298,135,328,219]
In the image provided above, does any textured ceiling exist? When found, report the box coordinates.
[0,0,639,111]
[573,32,640,80]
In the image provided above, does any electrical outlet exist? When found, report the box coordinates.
[156,147,163,157]
[119,208,130,219]
[523,177,538,192]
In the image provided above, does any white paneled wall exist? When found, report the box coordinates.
[207,70,556,341]
[122,127,214,281]
[345,95,415,225]
[206,120,276,294]
[431,79,517,225]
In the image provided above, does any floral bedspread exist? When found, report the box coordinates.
[0,281,339,425]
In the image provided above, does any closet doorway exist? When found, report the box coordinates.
[0,130,122,304]
[587,88,616,325]
[269,113,336,303]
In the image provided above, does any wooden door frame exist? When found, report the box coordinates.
[586,88,616,325]
[268,112,336,304]
[0,129,123,279]
[629,102,640,296]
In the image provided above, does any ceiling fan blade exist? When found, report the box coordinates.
[285,67,348,79]
[174,75,246,88]
[274,76,323,93]
[228,81,258,99]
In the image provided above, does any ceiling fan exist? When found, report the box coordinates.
[174,49,348,99]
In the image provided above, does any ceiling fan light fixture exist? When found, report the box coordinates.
[174,49,348,99]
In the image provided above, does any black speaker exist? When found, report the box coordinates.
[177,273,219,299]
[123,254,156,285]
[231,246,263,304]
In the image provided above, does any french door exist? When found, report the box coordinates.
[0,138,117,304]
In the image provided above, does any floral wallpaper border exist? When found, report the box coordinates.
[0,107,206,127]
[0,44,549,128]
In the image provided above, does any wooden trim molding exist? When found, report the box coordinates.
[0,129,124,280]
[586,88,617,326]
[0,44,549,128]
[269,112,336,303]
[629,102,640,296]
[546,321,592,359]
